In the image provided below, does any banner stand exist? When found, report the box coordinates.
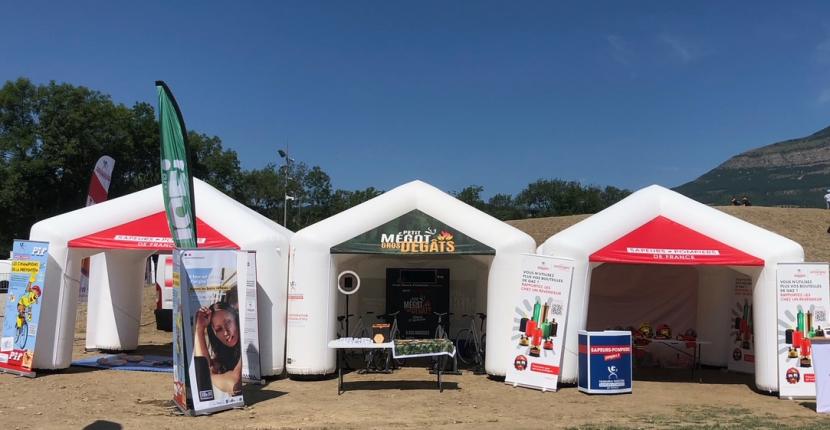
[0,240,50,378]
[173,248,246,416]
[776,262,830,400]
[505,254,575,392]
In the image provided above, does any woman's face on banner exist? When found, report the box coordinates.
[211,309,238,348]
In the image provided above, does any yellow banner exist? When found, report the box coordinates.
[12,261,41,274]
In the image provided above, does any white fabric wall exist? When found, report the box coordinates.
[85,250,154,350]
[29,179,292,374]
[538,185,804,392]
[696,267,736,366]
[587,264,698,334]
[286,180,536,376]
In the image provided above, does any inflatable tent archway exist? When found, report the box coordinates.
[538,185,803,392]
[29,178,292,376]
[286,180,536,376]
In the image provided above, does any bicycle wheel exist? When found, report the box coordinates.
[480,333,486,361]
[456,329,476,365]
[15,322,28,349]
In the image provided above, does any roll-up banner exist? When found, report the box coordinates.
[777,262,830,399]
[505,254,574,392]
[239,251,262,384]
[174,249,244,415]
[728,274,755,374]
[0,240,49,377]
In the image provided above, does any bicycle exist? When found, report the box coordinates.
[15,316,28,349]
[337,311,373,339]
[337,312,374,370]
[374,311,403,371]
[456,313,486,374]
[431,312,460,375]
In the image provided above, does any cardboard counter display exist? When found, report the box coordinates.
[578,330,632,394]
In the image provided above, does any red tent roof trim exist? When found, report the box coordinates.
[68,211,238,250]
[589,215,764,266]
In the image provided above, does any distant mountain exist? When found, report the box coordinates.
[673,126,830,207]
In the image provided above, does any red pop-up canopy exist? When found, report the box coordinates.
[68,211,238,250]
[589,216,764,266]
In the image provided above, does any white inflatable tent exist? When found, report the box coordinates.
[28,178,292,376]
[537,185,803,392]
[286,180,536,376]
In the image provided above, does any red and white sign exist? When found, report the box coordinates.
[777,263,830,399]
[68,212,238,250]
[505,254,574,392]
[590,216,763,266]
[86,155,115,206]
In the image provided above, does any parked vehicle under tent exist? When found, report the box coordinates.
[27,178,292,376]
[537,184,804,392]
[285,180,536,377]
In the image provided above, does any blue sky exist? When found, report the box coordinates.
[5,1,830,197]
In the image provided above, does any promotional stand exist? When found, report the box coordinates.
[0,240,50,377]
[578,330,632,394]
[812,337,830,413]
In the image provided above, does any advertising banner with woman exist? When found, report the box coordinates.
[505,254,574,391]
[176,249,244,415]
[0,240,49,377]
[777,262,830,399]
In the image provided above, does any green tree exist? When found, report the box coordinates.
[487,193,523,220]
[453,185,486,210]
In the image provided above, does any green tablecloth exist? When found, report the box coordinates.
[393,339,456,359]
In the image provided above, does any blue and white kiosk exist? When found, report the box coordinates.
[578,330,632,394]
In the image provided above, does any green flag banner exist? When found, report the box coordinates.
[331,209,495,255]
[156,81,197,248]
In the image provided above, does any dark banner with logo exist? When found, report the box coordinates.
[331,210,495,255]
[386,268,449,339]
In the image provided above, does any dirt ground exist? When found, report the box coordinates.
[3,206,830,429]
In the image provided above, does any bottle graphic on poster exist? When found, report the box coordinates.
[532,299,541,324]
[797,309,805,336]
[807,310,813,335]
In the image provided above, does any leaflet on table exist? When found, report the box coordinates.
[0,240,49,377]
[728,275,755,374]
[238,251,262,384]
[777,263,830,399]
[505,254,575,392]
[179,249,245,415]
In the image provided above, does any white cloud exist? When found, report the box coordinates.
[659,35,694,64]
[818,88,830,104]
[606,34,633,67]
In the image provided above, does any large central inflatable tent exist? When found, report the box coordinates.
[29,178,292,376]
[537,185,803,392]
[286,180,536,376]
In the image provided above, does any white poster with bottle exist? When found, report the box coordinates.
[777,262,830,399]
[180,249,245,415]
[505,254,574,392]
[238,251,263,384]
[728,275,755,374]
